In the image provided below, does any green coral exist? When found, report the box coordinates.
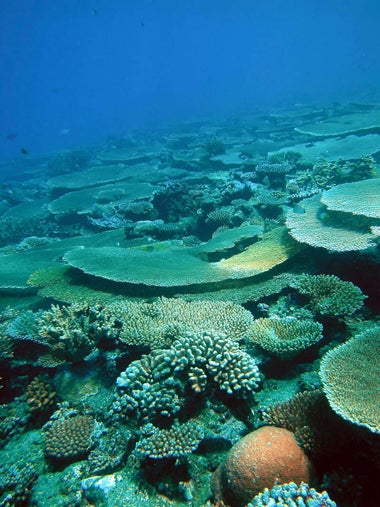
[291,274,366,319]
[319,327,380,434]
[248,317,323,358]
[113,297,254,348]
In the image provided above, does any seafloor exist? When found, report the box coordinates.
[0,103,379,507]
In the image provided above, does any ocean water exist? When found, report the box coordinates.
[0,2,379,506]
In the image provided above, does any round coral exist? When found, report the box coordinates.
[212,426,314,507]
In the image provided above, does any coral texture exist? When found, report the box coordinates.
[44,414,94,461]
[291,274,365,318]
[135,422,204,459]
[248,317,323,358]
[114,330,260,423]
[319,327,380,433]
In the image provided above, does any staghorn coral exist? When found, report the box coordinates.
[35,303,118,366]
[135,421,204,459]
[291,274,366,319]
[114,330,260,424]
[248,481,336,507]
[319,327,380,434]
[248,317,323,359]
[44,414,95,461]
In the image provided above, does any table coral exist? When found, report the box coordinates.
[320,326,380,434]
[248,317,323,358]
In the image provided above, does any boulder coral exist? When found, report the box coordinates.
[211,426,314,507]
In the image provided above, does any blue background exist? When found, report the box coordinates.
[1,0,380,163]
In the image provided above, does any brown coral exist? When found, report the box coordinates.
[44,414,94,462]
[211,426,314,507]
[26,375,56,415]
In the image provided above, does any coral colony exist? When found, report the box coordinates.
[0,104,379,506]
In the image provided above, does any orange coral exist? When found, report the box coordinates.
[211,426,314,507]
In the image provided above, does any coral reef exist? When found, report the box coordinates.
[25,375,56,416]
[113,297,254,348]
[0,103,379,507]
[114,330,260,423]
[0,462,38,507]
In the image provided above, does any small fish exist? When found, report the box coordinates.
[292,204,305,214]
[20,148,28,155]
[7,133,17,141]
[92,8,98,15]
[140,19,144,28]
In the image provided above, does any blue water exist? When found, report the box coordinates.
[1,0,380,165]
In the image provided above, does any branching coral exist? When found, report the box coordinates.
[114,330,260,424]
[135,422,204,459]
[113,297,254,348]
[10,303,119,366]
[248,482,336,507]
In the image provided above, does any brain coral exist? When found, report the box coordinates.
[248,317,323,358]
[319,327,380,434]
[211,426,314,507]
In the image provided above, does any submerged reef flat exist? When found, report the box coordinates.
[0,102,379,507]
